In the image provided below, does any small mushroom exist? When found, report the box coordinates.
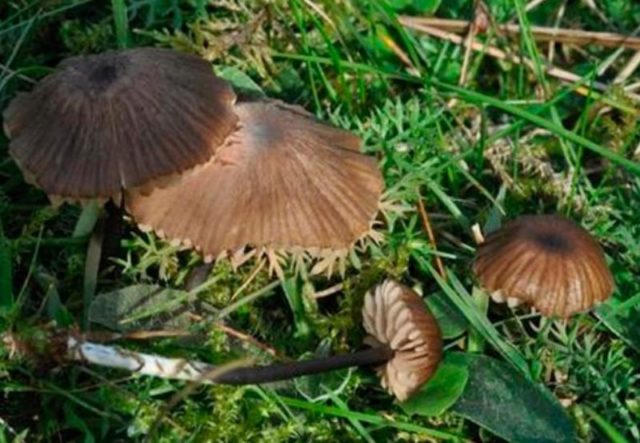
[126,100,383,264]
[3,48,237,200]
[362,279,443,401]
[65,280,437,401]
[473,214,614,318]
[201,279,442,402]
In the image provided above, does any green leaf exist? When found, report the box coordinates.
[425,291,468,339]
[216,66,265,98]
[451,353,576,443]
[282,277,311,339]
[89,284,195,331]
[402,353,469,417]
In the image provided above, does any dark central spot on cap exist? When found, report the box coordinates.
[250,122,283,148]
[88,63,119,89]
[529,231,572,253]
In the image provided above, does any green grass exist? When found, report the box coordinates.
[2,0,640,442]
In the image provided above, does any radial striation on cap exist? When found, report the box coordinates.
[3,47,238,199]
[362,280,442,401]
[473,214,614,318]
[126,100,383,259]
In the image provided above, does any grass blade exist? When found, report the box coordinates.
[111,0,129,48]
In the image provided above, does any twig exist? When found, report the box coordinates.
[312,283,343,299]
[399,16,640,50]
[416,197,446,280]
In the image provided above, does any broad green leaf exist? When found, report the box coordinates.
[451,353,576,443]
[89,284,195,331]
[402,353,469,417]
[425,291,468,339]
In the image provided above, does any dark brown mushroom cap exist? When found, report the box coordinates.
[126,100,383,258]
[473,214,614,318]
[362,280,442,401]
[3,47,238,199]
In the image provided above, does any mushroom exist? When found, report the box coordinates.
[214,280,441,402]
[126,100,383,269]
[3,47,237,201]
[43,280,441,402]
[473,214,614,318]
[361,279,443,401]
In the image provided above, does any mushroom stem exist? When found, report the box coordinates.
[63,336,392,385]
[215,346,393,385]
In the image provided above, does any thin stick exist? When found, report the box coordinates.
[312,283,344,299]
[399,16,640,50]
[416,197,446,280]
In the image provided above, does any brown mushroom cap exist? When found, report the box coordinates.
[362,280,442,401]
[3,47,238,199]
[126,100,383,260]
[473,214,614,318]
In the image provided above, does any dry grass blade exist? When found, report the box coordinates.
[416,197,446,280]
[399,16,640,50]
[398,17,640,102]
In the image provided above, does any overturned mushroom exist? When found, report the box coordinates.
[362,279,443,401]
[3,47,237,200]
[473,214,614,318]
[126,100,383,269]
[5,280,442,402]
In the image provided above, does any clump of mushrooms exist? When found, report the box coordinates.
[4,47,384,273]
[473,214,614,318]
[3,280,442,402]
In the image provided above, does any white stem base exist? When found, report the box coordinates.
[67,337,216,383]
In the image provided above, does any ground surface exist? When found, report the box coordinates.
[1,1,640,442]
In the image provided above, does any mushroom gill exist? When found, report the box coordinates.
[362,279,442,401]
